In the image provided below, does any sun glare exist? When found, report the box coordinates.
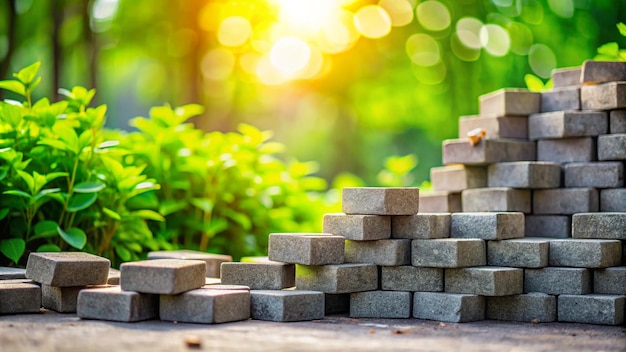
[274,0,338,35]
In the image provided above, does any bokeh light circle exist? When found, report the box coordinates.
[270,37,311,75]
[218,16,253,47]
[405,33,440,66]
[378,0,414,27]
[479,24,510,56]
[353,5,392,39]
[416,1,451,31]
[201,48,235,81]
[528,43,556,78]
[456,17,483,49]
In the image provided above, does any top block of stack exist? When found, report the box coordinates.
[479,88,541,117]
[25,252,110,287]
[342,187,419,215]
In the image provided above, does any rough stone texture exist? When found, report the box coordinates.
[487,238,549,268]
[42,284,87,313]
[391,213,450,239]
[341,187,419,215]
[487,161,561,189]
[479,88,541,116]
[581,82,626,110]
[0,282,41,314]
[220,262,295,290]
[564,162,624,188]
[442,139,536,166]
[0,267,26,280]
[524,267,591,295]
[533,188,599,214]
[418,191,462,213]
[25,252,110,287]
[344,239,411,266]
[147,250,232,278]
[551,66,581,88]
[450,212,524,240]
[572,213,626,240]
[524,215,571,238]
[458,115,528,140]
[413,292,485,323]
[77,286,158,322]
[160,288,250,324]
[600,189,626,211]
[462,188,531,213]
[537,137,596,163]
[549,239,622,268]
[444,267,523,296]
[580,60,626,84]
[412,239,486,268]
[558,294,625,325]
[610,110,626,133]
[350,291,412,318]
[324,293,350,315]
[594,267,626,294]
[322,214,391,241]
[120,259,206,295]
[540,86,580,112]
[268,233,344,265]
[380,266,443,292]
[295,263,377,294]
[107,268,120,285]
[250,290,324,322]
[431,165,487,192]
[598,134,626,161]
[528,111,607,140]
[486,293,556,323]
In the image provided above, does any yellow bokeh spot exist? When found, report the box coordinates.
[316,9,360,54]
[256,56,288,85]
[198,3,221,32]
[274,0,337,35]
[240,52,261,75]
[405,33,440,66]
[201,48,235,81]
[416,1,451,32]
[270,37,311,75]
[378,0,414,27]
[218,16,253,47]
[353,5,392,39]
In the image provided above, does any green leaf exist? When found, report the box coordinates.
[597,42,620,58]
[0,238,25,264]
[37,243,61,252]
[38,138,69,152]
[57,226,87,249]
[66,192,97,212]
[618,22,626,37]
[1,102,26,127]
[73,181,106,193]
[3,190,33,200]
[32,220,60,240]
[159,200,187,216]
[0,80,26,96]
[102,207,121,221]
[190,198,214,213]
[130,209,165,222]
[45,172,69,183]
[53,123,79,154]
[223,209,252,230]
[524,73,545,92]
[115,245,131,261]
[385,154,418,175]
[14,62,41,85]
[206,218,228,235]
[0,208,9,221]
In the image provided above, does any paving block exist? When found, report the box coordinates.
[160,288,250,324]
[0,267,26,280]
[413,292,485,323]
[268,233,344,265]
[442,139,536,166]
[147,250,232,278]
[564,162,624,188]
[220,262,295,290]
[458,115,528,139]
[445,267,523,296]
[451,212,524,240]
[324,293,350,315]
[240,256,272,263]
[525,267,591,295]
[250,290,324,322]
[610,110,626,133]
[381,266,443,292]
[486,293,556,323]
[540,86,580,112]
[120,259,205,294]
[537,137,596,163]
[350,291,411,318]
[0,282,41,314]
[551,66,581,88]
[107,268,120,285]
[412,239,486,268]
[77,286,158,322]
[549,239,622,268]
[295,263,377,294]
[524,215,571,238]
[601,189,626,211]
[598,134,626,161]
[572,213,626,240]
[341,187,419,215]
[581,82,626,110]
[462,187,531,213]
[487,238,549,268]
[488,161,561,189]
[529,111,607,140]
[42,284,92,313]
[344,239,410,266]
[558,294,625,325]
[594,267,626,294]
[323,213,391,241]
[479,88,541,116]
[581,60,626,84]
[431,165,487,192]
[418,191,462,213]
[25,252,110,287]
[533,188,599,214]
[203,284,250,291]
[391,213,450,239]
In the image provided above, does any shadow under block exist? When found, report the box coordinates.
[431,165,487,192]
[268,233,344,265]
[598,134,626,161]
[458,115,528,139]
[479,88,540,117]
[413,292,485,323]
[557,294,625,325]
[341,187,419,215]
[486,293,556,323]
[76,286,158,322]
[344,239,411,266]
[220,262,295,290]
[593,267,626,294]
[147,250,232,278]
[540,86,580,112]
[488,161,561,189]
[610,110,626,133]
[600,189,626,212]
[411,239,486,268]
[524,215,571,238]
[533,188,599,214]
[487,238,549,268]
[380,266,443,292]
[581,82,626,110]
[350,291,412,318]
[450,212,524,240]
[524,267,591,295]
[551,66,581,88]
[324,293,350,315]
[322,213,390,241]
[572,213,626,240]
[418,191,461,213]
[0,267,26,280]
[250,290,325,322]
[25,252,110,287]
[0,282,41,314]
[120,259,206,295]
[444,267,523,296]
[537,137,596,163]
[580,60,626,84]
[443,139,536,166]
[462,188,531,213]
[160,288,250,324]
[391,213,451,239]
[564,162,624,188]
[295,263,377,294]
[549,239,622,268]
[528,111,607,140]
[107,268,120,285]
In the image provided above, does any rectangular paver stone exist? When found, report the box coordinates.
[540,86,580,112]
[250,290,324,322]
[42,284,89,313]
[487,238,549,268]
[479,88,540,116]
[147,250,232,278]
[323,214,390,241]
[418,191,462,213]
[572,213,626,240]
[551,66,581,88]
[220,262,295,290]
[451,212,524,240]
[0,267,26,280]
[601,189,626,211]
[295,263,377,294]
[160,288,250,324]
[486,293,556,323]
[381,266,443,292]
[458,115,528,139]
[342,187,419,215]
[581,82,626,110]
[391,213,450,239]
[598,134,626,161]
[525,267,591,295]
[533,188,599,214]
[581,60,626,84]
[345,239,410,266]
[525,215,571,238]
[488,161,561,189]
[610,110,626,133]
[431,165,487,192]
[25,252,110,287]
[0,282,41,314]
[268,233,344,265]
[413,292,484,323]
[558,294,625,325]
[564,162,623,188]
[445,267,523,296]
[462,188,531,213]
[529,111,607,140]
[537,137,596,163]
[594,267,626,294]
[77,286,158,322]
[107,268,120,285]
[443,139,536,166]
[412,239,486,268]
[120,259,205,295]
[549,239,622,268]
[350,291,411,318]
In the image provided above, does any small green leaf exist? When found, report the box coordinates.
[0,208,9,221]
[159,200,187,216]
[0,238,25,264]
[32,220,60,240]
[37,243,61,252]
[130,209,165,222]
[0,80,26,96]
[597,42,620,58]
[190,198,214,213]
[38,138,69,152]
[73,181,106,193]
[57,226,87,249]
[14,62,41,85]
[102,207,121,221]
[524,73,545,92]
[115,245,131,261]
[67,192,97,212]
[3,190,33,200]
[618,22,626,37]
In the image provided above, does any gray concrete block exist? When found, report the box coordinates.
[147,250,232,278]
[551,66,581,88]
[540,86,580,112]
[601,188,626,211]
[581,60,626,84]
[323,213,391,241]
[581,82,626,110]
[533,188,599,214]
[486,293,556,323]
[462,187,531,213]
[525,267,591,295]
[412,239,486,268]
[537,137,596,163]
[610,110,626,133]
[107,268,120,285]
[391,213,450,239]
[341,187,419,215]
[598,134,626,161]
[525,215,571,238]
[594,267,626,294]
[529,111,607,140]
[431,165,487,192]
[25,252,110,287]
[120,259,206,295]
[487,238,549,268]
[558,294,625,325]
[479,88,541,116]
[220,262,295,290]
[451,212,524,240]
[77,286,158,322]
[443,139,536,166]
[488,161,561,189]
[324,293,350,315]
[458,115,528,139]
[250,290,324,322]
[0,282,41,314]
[445,267,523,296]
[160,288,250,324]
[268,233,344,265]
[413,292,485,323]
[572,213,626,240]
[0,267,26,280]
[564,162,623,188]
[350,291,411,318]
[295,263,377,294]
[381,266,443,292]
[42,284,91,313]
[344,239,410,266]
[549,239,622,268]
[418,191,461,213]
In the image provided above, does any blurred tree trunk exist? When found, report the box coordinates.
[0,0,17,99]
[52,0,63,100]
[81,0,97,100]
